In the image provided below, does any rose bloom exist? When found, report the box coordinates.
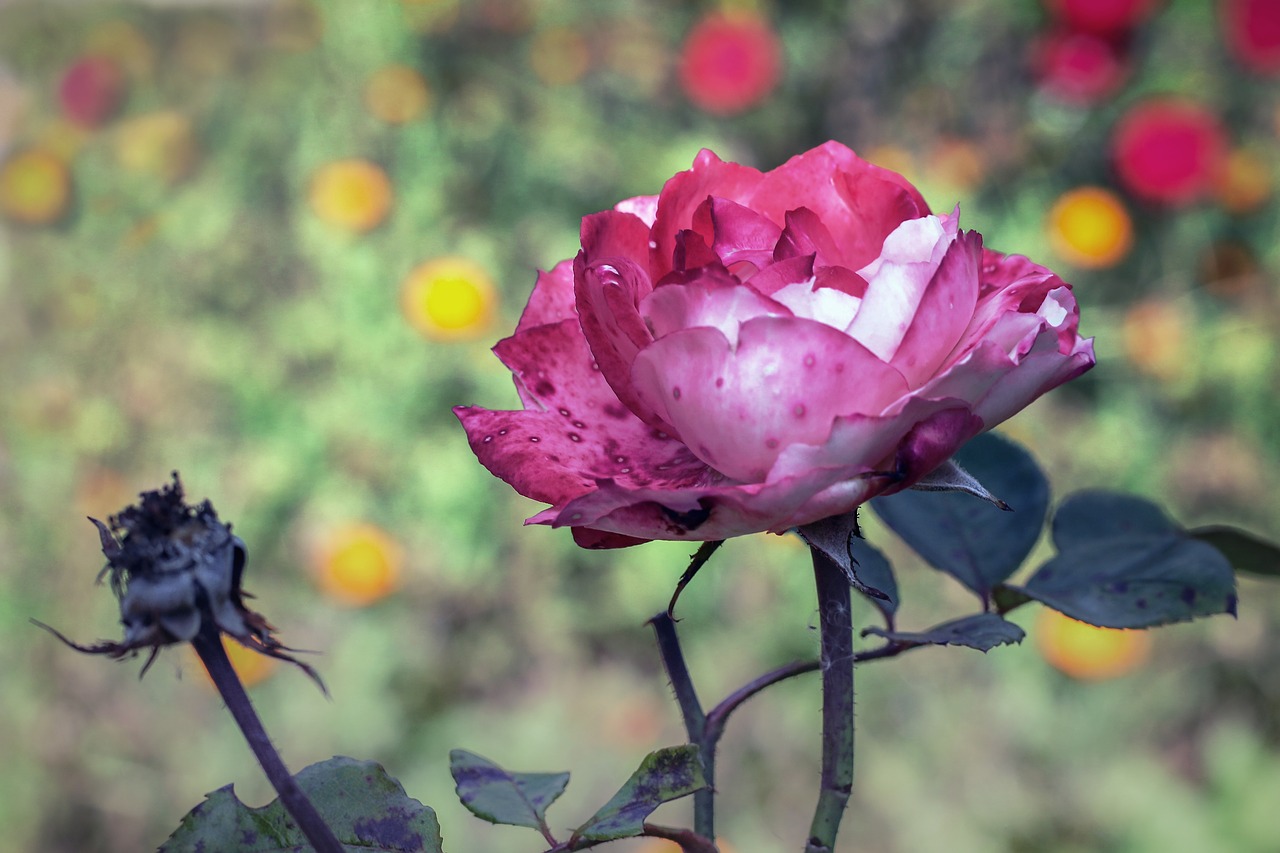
[455,142,1094,548]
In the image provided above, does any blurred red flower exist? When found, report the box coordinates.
[1221,0,1280,74]
[1032,28,1129,104]
[59,56,126,128]
[1111,98,1228,205]
[1043,0,1161,35]
[678,10,782,115]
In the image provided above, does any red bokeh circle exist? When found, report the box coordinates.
[678,11,782,115]
[1111,98,1228,205]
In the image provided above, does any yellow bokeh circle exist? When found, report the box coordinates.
[529,27,591,86]
[401,256,497,340]
[0,148,71,225]
[1121,299,1189,383]
[1047,186,1134,269]
[308,158,393,233]
[365,64,432,124]
[193,637,277,689]
[313,523,404,607]
[1215,148,1272,215]
[1035,608,1152,680]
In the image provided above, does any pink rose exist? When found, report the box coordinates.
[454,142,1094,548]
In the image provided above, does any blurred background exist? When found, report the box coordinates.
[2,0,1279,850]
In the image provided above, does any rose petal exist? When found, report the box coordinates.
[704,196,783,270]
[516,259,577,333]
[615,194,659,227]
[642,267,792,347]
[848,212,957,361]
[630,315,910,481]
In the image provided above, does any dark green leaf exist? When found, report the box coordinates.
[872,432,1049,596]
[1189,525,1280,579]
[1052,490,1178,549]
[1022,535,1237,628]
[160,757,443,853]
[863,612,1025,652]
[450,749,569,831]
[795,514,898,618]
[992,583,1034,615]
[571,746,707,843]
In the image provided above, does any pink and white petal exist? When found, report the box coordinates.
[580,208,655,275]
[641,270,792,346]
[454,406,601,506]
[774,206,843,266]
[630,316,910,482]
[615,194,659,227]
[847,213,957,361]
[888,229,983,388]
[769,279,862,330]
[516,259,577,333]
[970,336,1095,428]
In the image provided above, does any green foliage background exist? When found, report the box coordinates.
[2,1,1278,851]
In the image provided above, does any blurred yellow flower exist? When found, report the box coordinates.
[634,838,737,853]
[1047,186,1133,269]
[401,256,497,340]
[1035,608,1152,680]
[308,159,393,233]
[0,147,71,225]
[313,522,404,607]
[529,27,591,86]
[194,636,277,688]
[1121,299,1189,382]
[365,64,432,124]
[113,111,199,184]
[1215,147,1272,215]
[85,19,155,80]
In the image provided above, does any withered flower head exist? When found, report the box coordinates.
[36,472,324,691]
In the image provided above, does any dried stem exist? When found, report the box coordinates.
[191,625,343,853]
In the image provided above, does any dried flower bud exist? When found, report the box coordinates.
[36,472,324,691]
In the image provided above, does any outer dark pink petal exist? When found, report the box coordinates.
[651,150,767,278]
[515,259,577,333]
[887,228,983,389]
[751,142,927,270]
[743,254,816,297]
[775,206,842,265]
[955,250,1070,356]
[969,334,1095,427]
[704,196,783,269]
[629,315,910,482]
[458,318,708,505]
[572,527,651,549]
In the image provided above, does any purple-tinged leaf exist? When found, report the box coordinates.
[863,612,1024,652]
[450,749,569,831]
[1189,525,1280,579]
[571,746,708,843]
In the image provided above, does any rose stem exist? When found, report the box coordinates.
[190,625,344,853]
[648,612,715,843]
[804,546,855,853]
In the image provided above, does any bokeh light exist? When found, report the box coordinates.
[58,56,126,128]
[1047,186,1134,268]
[311,522,404,607]
[1221,0,1280,74]
[1044,0,1160,35]
[1035,608,1153,680]
[193,637,278,689]
[1121,299,1191,382]
[1215,147,1273,214]
[364,64,432,124]
[308,158,393,233]
[113,110,199,184]
[0,147,71,225]
[529,26,592,87]
[400,256,497,341]
[678,10,782,115]
[1032,29,1128,104]
[1111,97,1228,205]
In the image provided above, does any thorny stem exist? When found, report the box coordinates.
[191,624,343,853]
[805,546,856,853]
[648,612,714,842]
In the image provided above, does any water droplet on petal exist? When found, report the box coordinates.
[614,455,627,464]
[672,386,682,400]
[620,467,632,473]
[765,437,779,449]
[559,408,571,417]
[529,436,540,443]
[572,420,587,429]
[483,435,493,443]
[568,433,582,442]
[793,403,806,418]
[803,353,816,367]
[498,429,508,435]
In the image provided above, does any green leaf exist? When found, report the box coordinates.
[1052,490,1179,547]
[571,746,708,843]
[160,756,443,853]
[871,432,1049,597]
[449,749,569,831]
[1022,535,1237,628]
[863,612,1025,652]
[991,583,1034,615]
[1189,525,1280,579]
